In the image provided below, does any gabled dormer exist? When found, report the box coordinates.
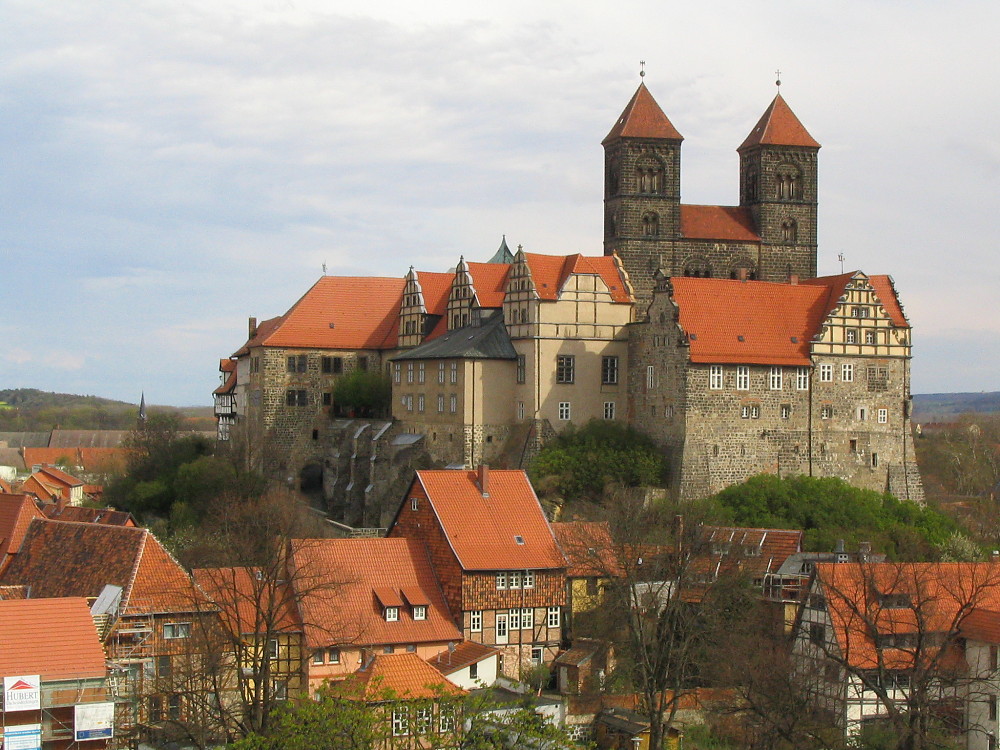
[504,247,539,333]
[809,272,911,359]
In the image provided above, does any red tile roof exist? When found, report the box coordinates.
[680,205,761,242]
[428,641,499,676]
[523,253,633,304]
[414,271,456,317]
[213,369,237,396]
[552,521,623,578]
[289,537,461,650]
[193,567,301,636]
[0,598,107,681]
[0,493,45,568]
[0,479,12,494]
[23,448,80,469]
[692,526,802,580]
[43,505,136,526]
[344,652,464,700]
[76,448,127,473]
[260,276,406,350]
[603,83,683,144]
[412,469,565,571]
[233,315,284,357]
[739,93,820,150]
[465,262,511,309]
[33,464,83,487]
[816,562,1000,670]
[219,358,236,373]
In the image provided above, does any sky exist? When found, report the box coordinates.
[2,0,998,406]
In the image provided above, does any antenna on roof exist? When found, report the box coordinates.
[775,69,782,88]
[639,60,646,79]
[838,252,845,273]
[322,262,327,276]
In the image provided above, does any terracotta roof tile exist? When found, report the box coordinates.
[43,505,136,526]
[0,493,45,568]
[552,521,623,578]
[346,652,464,700]
[523,253,633,304]
[691,526,803,580]
[739,93,820,150]
[0,597,107,681]
[213,369,237,396]
[412,469,565,571]
[76,448,127,473]
[233,315,284,358]
[428,641,498,676]
[680,205,761,242]
[219,359,236,373]
[34,464,84,487]
[603,83,683,144]
[0,479,12,494]
[193,567,301,635]
[261,276,406,351]
[290,537,461,650]
[465,263,511,309]
[414,271,456,317]
[23,448,81,469]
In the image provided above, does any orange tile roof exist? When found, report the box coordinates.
[0,493,45,567]
[552,521,623,578]
[424,314,450,342]
[411,469,566,571]
[869,275,909,327]
[44,505,136,526]
[523,253,633,304]
[233,315,284,357]
[691,526,802,581]
[193,567,301,636]
[289,537,461,650]
[816,562,1000,670]
[219,358,236,373]
[0,479,12,494]
[23,448,80,469]
[77,448,127,473]
[344,652,464,700]
[799,271,910,328]
[0,597,107,681]
[465,262,511,309]
[428,641,499,676]
[679,205,761,242]
[739,93,820,150]
[260,276,406,351]
[35,464,83,487]
[213,369,237,396]
[414,271,456,317]
[20,475,60,502]
[603,83,683,144]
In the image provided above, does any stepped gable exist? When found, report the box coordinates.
[800,271,910,327]
[603,82,683,143]
[261,276,406,350]
[0,597,107,681]
[739,92,820,150]
[679,205,761,242]
[523,253,633,303]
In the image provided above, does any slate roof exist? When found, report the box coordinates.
[0,519,202,615]
[259,276,406,351]
[0,432,51,449]
[427,641,499,676]
[344,652,464,700]
[603,83,683,144]
[523,253,633,304]
[289,537,461,650]
[392,314,516,361]
[49,430,127,448]
[0,598,107,681]
[739,93,820,150]
[680,205,761,242]
[410,469,566,571]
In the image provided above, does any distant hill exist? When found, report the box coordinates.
[912,392,1000,421]
[0,389,215,432]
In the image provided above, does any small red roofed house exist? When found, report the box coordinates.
[0,597,111,749]
[388,466,567,679]
[20,464,85,507]
[0,493,45,575]
[287,537,461,694]
[427,641,500,690]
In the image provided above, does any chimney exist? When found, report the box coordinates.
[992,551,999,563]
[790,274,799,285]
[478,464,489,498]
[858,542,872,561]
[738,267,748,282]
[248,316,258,339]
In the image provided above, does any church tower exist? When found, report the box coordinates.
[602,83,683,302]
[738,93,820,280]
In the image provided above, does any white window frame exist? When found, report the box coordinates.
[439,707,455,733]
[819,363,833,382]
[521,608,534,629]
[496,572,507,590]
[392,709,409,737]
[328,648,340,664]
[508,571,522,589]
[531,646,544,665]
[842,363,854,382]
[518,401,525,420]
[781,404,791,420]
[438,362,445,384]
[418,362,425,384]
[470,610,483,632]
[736,366,750,391]
[646,365,656,390]
[547,606,561,628]
[437,394,445,412]
[846,329,857,344]
[415,706,432,734]
[858,406,868,421]
[385,606,399,622]
[508,609,521,630]
[413,605,427,621]
[709,365,723,390]
[821,405,833,419]
[417,394,425,412]
[797,367,810,390]
[865,329,877,345]
[604,401,616,420]
[450,362,458,384]
[558,402,571,420]
[878,408,888,424]
[769,366,783,390]
[523,570,535,588]
[394,363,401,384]
[449,394,457,413]
[407,363,414,383]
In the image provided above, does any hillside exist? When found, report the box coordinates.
[912,392,1000,421]
[0,389,214,431]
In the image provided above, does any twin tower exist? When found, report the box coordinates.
[602,83,821,303]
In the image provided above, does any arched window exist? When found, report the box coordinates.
[775,164,801,200]
[781,219,798,243]
[636,155,665,195]
[607,214,617,238]
[641,212,659,237]
[728,260,757,280]
[682,256,712,278]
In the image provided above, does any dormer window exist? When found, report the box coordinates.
[413,605,427,621]
[384,606,399,622]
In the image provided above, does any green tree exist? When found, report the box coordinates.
[332,369,392,418]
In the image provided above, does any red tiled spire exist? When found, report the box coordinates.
[603,83,683,144]
[739,93,820,150]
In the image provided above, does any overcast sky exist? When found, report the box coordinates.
[2,0,997,406]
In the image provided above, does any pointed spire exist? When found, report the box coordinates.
[603,83,683,145]
[138,392,147,423]
[487,235,514,264]
[739,93,820,151]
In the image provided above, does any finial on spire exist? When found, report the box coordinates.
[639,60,646,79]
[775,69,782,88]
[838,252,845,273]
[322,261,327,275]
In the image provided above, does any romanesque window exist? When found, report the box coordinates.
[775,164,801,200]
[729,263,757,280]
[602,356,619,385]
[683,257,712,278]
[636,156,664,194]
[709,365,723,390]
[642,212,659,237]
[607,214,617,239]
[736,366,750,391]
[556,355,575,384]
[782,219,798,243]
[744,170,758,202]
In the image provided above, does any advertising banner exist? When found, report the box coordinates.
[2,677,40,713]
[3,723,41,750]
[74,702,115,741]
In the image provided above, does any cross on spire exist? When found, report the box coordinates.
[775,69,782,88]
[640,60,645,79]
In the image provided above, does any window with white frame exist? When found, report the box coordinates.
[769,367,783,390]
[547,607,561,628]
[846,329,857,344]
[736,366,750,390]
[858,407,868,421]
[392,709,409,736]
[751,404,760,419]
[604,401,616,420]
[821,405,833,419]
[558,402,571,420]
[508,609,521,630]
[449,394,457,413]
[518,401,525,420]
[470,610,482,632]
[417,394,425,412]
[394,363,401,384]
[496,572,507,589]
[413,605,426,621]
[865,329,877,345]
[385,606,399,622]
[509,571,522,589]
[417,362,425,383]
[438,362,445,383]
[523,571,535,588]
[878,408,888,424]
[312,650,324,665]
[328,648,340,664]
[450,362,458,383]
[521,608,534,629]
[797,367,810,390]
[439,708,455,732]
[819,363,833,382]
[602,356,619,385]
[516,354,526,384]
[437,394,445,412]
[415,706,432,734]
[709,365,723,390]
[405,395,413,412]
[842,363,854,382]
[407,363,414,383]
[781,404,791,420]
[531,646,543,665]
[646,365,656,390]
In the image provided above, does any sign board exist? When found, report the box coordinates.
[74,702,115,741]
[3,723,41,750]
[2,677,40,713]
